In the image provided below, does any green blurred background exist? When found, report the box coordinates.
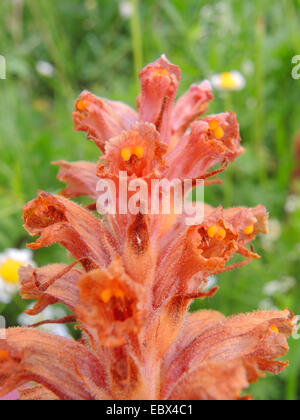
[1,0,300,400]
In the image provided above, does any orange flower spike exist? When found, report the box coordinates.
[0,57,294,401]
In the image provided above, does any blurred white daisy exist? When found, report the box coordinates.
[36,61,55,78]
[119,1,133,19]
[285,195,300,214]
[258,298,278,311]
[0,249,35,304]
[210,71,246,91]
[18,305,71,339]
[263,276,296,297]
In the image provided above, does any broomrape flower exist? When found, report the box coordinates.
[0,56,295,400]
[210,71,246,91]
[0,249,35,304]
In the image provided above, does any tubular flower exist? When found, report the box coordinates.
[0,56,295,400]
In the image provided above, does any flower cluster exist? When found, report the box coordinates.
[0,56,294,400]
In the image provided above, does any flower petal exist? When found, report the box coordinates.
[19,384,58,400]
[73,90,137,152]
[76,259,143,347]
[97,122,167,180]
[162,309,294,400]
[223,205,269,241]
[162,310,226,376]
[53,160,99,200]
[23,191,117,270]
[171,81,214,137]
[167,360,249,400]
[154,207,242,306]
[123,214,155,285]
[0,328,109,400]
[0,390,19,400]
[138,55,181,141]
[19,264,82,315]
[167,112,244,180]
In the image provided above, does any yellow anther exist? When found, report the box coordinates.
[209,120,220,131]
[100,289,112,303]
[0,259,24,284]
[207,225,218,238]
[76,100,87,112]
[133,146,144,159]
[209,120,224,139]
[215,228,226,241]
[220,72,238,89]
[152,68,169,78]
[243,225,254,235]
[214,126,224,139]
[121,148,132,162]
[269,325,279,334]
[0,351,8,361]
[114,289,125,300]
[0,350,9,360]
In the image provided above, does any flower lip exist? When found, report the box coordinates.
[198,223,236,256]
[77,260,141,346]
[98,122,167,179]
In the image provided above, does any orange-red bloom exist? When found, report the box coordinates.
[0,56,295,400]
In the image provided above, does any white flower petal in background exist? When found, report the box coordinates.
[0,248,35,303]
[242,59,254,76]
[210,71,246,91]
[285,195,300,214]
[0,288,11,304]
[263,280,283,296]
[260,218,282,252]
[259,298,279,311]
[119,1,133,19]
[36,61,55,78]
[263,276,296,297]
[18,305,71,338]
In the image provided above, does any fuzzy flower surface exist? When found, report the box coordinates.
[0,56,295,400]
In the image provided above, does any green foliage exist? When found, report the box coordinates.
[0,0,300,400]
